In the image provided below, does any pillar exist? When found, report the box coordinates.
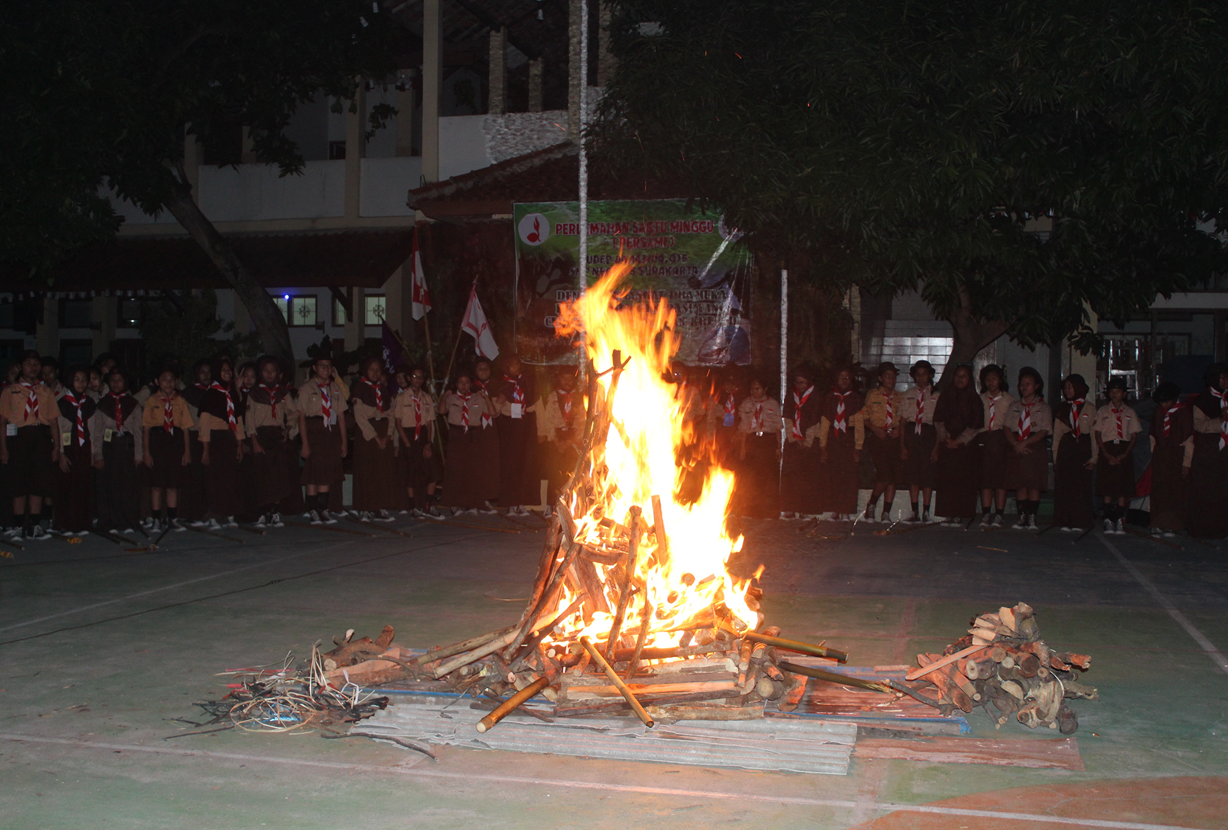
[344,287,366,353]
[421,0,442,182]
[344,84,367,218]
[488,29,507,115]
[92,296,116,360]
[528,59,544,113]
[383,264,414,350]
[36,296,59,358]
[395,69,416,157]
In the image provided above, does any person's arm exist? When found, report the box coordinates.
[47,399,61,465]
[1094,429,1105,463]
[817,416,831,457]
[853,409,865,455]
[1182,434,1194,475]
[0,409,8,465]
[352,400,377,442]
[142,423,153,468]
[437,393,449,415]
[299,409,310,459]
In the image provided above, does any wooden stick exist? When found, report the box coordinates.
[612,643,724,663]
[650,495,668,562]
[0,535,25,551]
[777,661,893,695]
[475,675,552,733]
[503,535,583,659]
[510,595,585,670]
[416,626,515,668]
[905,643,986,681]
[432,628,520,678]
[579,636,653,728]
[555,689,735,717]
[605,505,641,661]
[741,630,848,663]
[625,600,653,679]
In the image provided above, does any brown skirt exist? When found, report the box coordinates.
[352,419,400,511]
[301,417,343,486]
[474,423,501,502]
[902,424,938,488]
[781,440,821,514]
[817,432,859,514]
[442,424,486,508]
[1149,440,1189,531]
[1095,443,1135,498]
[204,429,244,518]
[55,439,94,532]
[735,433,779,518]
[1006,437,1049,492]
[935,441,980,519]
[496,413,540,507]
[979,429,1013,490]
[865,431,903,485]
[146,427,186,489]
[1188,433,1228,538]
[251,426,295,508]
[1053,433,1095,528]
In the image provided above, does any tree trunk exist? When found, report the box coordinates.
[938,289,1009,390]
[161,180,294,362]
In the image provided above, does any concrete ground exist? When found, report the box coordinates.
[1,511,1225,829]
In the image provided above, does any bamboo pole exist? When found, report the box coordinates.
[777,661,894,695]
[417,626,516,667]
[430,628,519,678]
[579,636,654,728]
[475,675,552,733]
[740,630,848,664]
[604,505,641,661]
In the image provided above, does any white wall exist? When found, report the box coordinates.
[198,161,346,221]
[438,115,492,180]
[360,157,421,217]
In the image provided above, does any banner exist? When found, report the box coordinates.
[513,200,753,366]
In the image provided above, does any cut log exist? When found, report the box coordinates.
[905,643,986,681]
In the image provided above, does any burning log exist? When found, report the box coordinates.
[739,630,849,664]
[604,505,643,661]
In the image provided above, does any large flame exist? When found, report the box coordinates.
[547,263,760,650]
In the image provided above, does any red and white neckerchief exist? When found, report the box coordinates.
[723,391,738,418]
[318,382,332,430]
[558,391,573,426]
[457,392,472,432]
[161,394,176,433]
[412,392,425,440]
[831,389,853,435]
[883,391,894,428]
[63,390,86,446]
[111,393,127,433]
[1069,398,1085,438]
[752,399,765,432]
[258,383,281,420]
[1111,405,1125,441]
[19,381,39,423]
[505,375,525,405]
[913,388,928,435]
[791,385,815,440]
[1211,387,1228,449]
[472,380,493,428]
[212,382,238,433]
[361,378,385,413]
[1162,403,1180,437]
[1018,401,1034,440]
[986,394,1002,429]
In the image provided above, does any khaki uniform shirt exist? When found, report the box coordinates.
[737,397,783,435]
[862,388,904,431]
[297,380,348,427]
[899,386,939,429]
[818,413,865,450]
[1003,398,1053,440]
[441,390,494,430]
[393,389,437,436]
[979,391,1016,433]
[245,390,297,434]
[1092,403,1141,445]
[536,391,583,442]
[141,393,195,432]
[1,381,58,428]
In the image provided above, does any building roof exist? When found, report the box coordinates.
[6,229,416,294]
[408,142,693,218]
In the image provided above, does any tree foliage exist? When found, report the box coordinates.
[1,0,401,358]
[139,289,259,374]
[594,0,1228,364]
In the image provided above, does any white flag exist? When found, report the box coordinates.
[461,284,499,359]
[410,229,432,321]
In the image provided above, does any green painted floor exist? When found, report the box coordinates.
[1,515,1225,829]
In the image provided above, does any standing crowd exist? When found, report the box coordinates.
[3,345,1227,542]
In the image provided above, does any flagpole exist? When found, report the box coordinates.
[380,311,447,464]
[442,280,475,388]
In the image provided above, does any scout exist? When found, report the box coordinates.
[298,351,349,525]
[1092,376,1141,535]
[91,369,143,535]
[0,351,62,539]
[141,366,193,532]
[861,363,903,523]
[246,356,296,528]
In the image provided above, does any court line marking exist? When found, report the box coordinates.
[0,734,1208,830]
[1097,533,1228,677]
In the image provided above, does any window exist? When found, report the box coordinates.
[364,294,386,326]
[0,303,14,330]
[329,140,347,160]
[117,299,142,328]
[59,299,93,329]
[278,294,318,327]
[59,339,93,369]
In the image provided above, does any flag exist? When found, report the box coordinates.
[381,322,403,376]
[461,284,499,359]
[410,229,432,320]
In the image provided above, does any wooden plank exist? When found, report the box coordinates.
[562,680,737,699]
[854,736,1084,771]
[905,643,987,681]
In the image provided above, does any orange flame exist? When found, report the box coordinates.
[548,263,760,649]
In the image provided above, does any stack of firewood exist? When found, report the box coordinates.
[907,602,1098,734]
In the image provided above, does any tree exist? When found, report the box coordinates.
[593,1,1228,379]
[1,1,401,361]
[139,290,260,376]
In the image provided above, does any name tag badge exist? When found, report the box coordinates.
[104,428,114,443]
[723,413,735,428]
[510,403,524,419]
[61,431,71,447]
[5,424,15,437]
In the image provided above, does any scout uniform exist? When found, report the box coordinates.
[780,382,823,517]
[1,378,59,499]
[1051,395,1097,529]
[350,375,400,517]
[245,382,297,521]
[816,388,866,517]
[736,394,782,519]
[493,371,540,510]
[142,391,194,491]
[393,386,441,512]
[900,384,940,489]
[1189,382,1228,538]
[91,390,143,532]
[440,388,496,510]
[198,381,247,522]
[1148,399,1193,534]
[1091,400,1140,498]
[56,388,96,533]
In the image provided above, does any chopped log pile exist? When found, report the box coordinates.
[906,602,1098,733]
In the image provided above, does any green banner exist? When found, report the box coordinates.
[513,199,753,366]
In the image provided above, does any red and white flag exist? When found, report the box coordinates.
[410,229,432,321]
[461,284,499,359]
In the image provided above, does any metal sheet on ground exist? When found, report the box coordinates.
[358,698,857,775]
